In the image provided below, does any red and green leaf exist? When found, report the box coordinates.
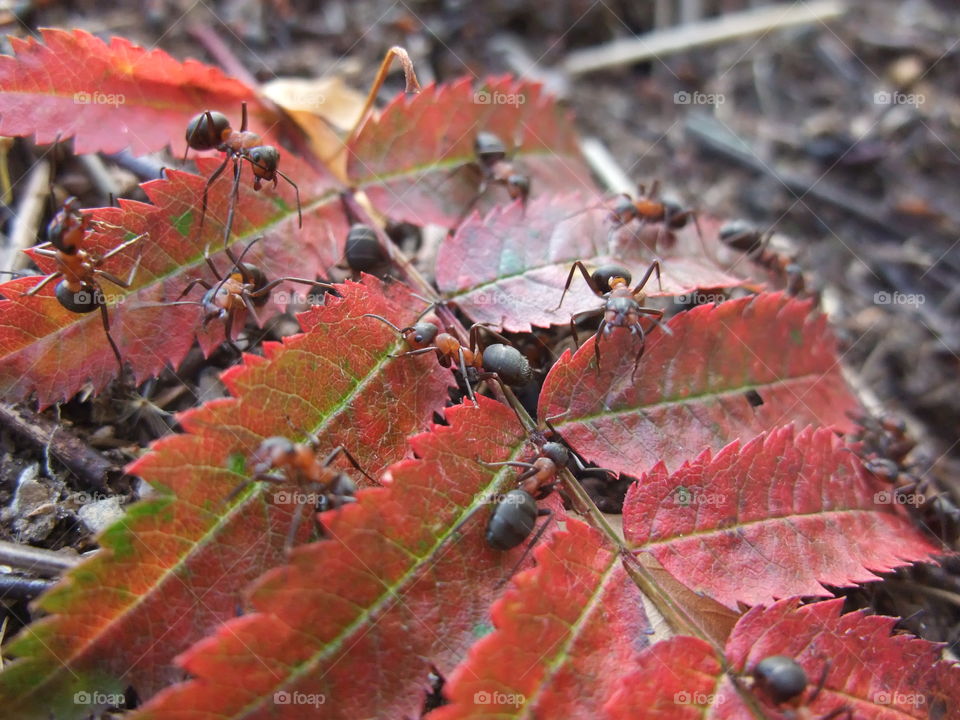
[0,153,341,406]
[0,278,452,718]
[539,292,859,476]
[347,76,595,227]
[607,598,960,719]
[428,519,651,719]
[436,193,748,331]
[623,424,942,608]
[0,28,260,155]
[131,397,570,720]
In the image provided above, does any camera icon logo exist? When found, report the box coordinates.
[73,91,91,104]
[474,90,491,104]
[874,490,892,504]
[674,91,691,105]
[474,691,491,704]
[874,91,892,105]
[273,691,291,705]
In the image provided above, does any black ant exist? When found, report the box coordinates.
[719,220,806,296]
[554,260,666,379]
[342,223,387,273]
[20,197,144,371]
[184,102,302,247]
[180,238,330,353]
[228,436,373,550]
[363,313,533,406]
[607,180,703,250]
[749,656,852,720]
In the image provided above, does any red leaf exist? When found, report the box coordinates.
[623,424,942,608]
[539,292,859,476]
[347,76,595,227]
[0,278,452,718]
[436,192,748,331]
[428,519,651,719]
[0,153,340,406]
[131,397,571,720]
[0,29,258,155]
[607,598,960,719]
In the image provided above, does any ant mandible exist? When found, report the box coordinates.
[554,260,665,379]
[363,313,533,406]
[180,238,331,353]
[184,102,302,247]
[22,197,144,371]
[749,656,852,720]
[228,437,374,551]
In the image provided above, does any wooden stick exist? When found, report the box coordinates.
[0,539,80,577]
[564,1,844,75]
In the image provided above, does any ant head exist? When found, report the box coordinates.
[591,264,632,292]
[55,281,101,313]
[540,441,569,468]
[404,322,439,349]
[47,197,87,252]
[345,224,386,271]
[719,219,764,253]
[662,199,689,228]
[247,146,280,179]
[186,111,230,151]
[752,655,808,706]
[507,173,530,201]
[610,195,637,222]
[474,132,507,164]
[480,343,533,386]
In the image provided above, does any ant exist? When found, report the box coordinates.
[718,220,806,296]
[749,655,852,720]
[20,197,144,371]
[363,313,533,406]
[473,132,531,205]
[554,260,666,379]
[606,180,703,251]
[229,436,374,551]
[184,102,302,247]
[342,223,388,273]
[180,238,330,353]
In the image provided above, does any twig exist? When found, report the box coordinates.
[578,137,635,195]
[78,153,118,201]
[186,23,260,91]
[345,47,421,149]
[564,1,844,75]
[0,575,55,601]
[103,150,164,182]
[0,403,117,490]
[3,159,50,274]
[0,539,79,577]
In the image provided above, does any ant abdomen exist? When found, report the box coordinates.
[753,655,808,704]
[485,489,539,551]
[56,281,101,313]
[481,343,533,386]
[344,224,387,272]
[185,111,230,151]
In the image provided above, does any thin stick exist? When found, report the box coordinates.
[0,539,80,577]
[4,159,50,274]
[564,1,844,75]
[345,47,422,147]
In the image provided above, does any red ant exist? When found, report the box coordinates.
[749,656,852,720]
[228,436,373,550]
[17,197,144,371]
[719,220,806,296]
[473,132,531,204]
[180,238,330,353]
[184,102,302,247]
[363,313,533,406]
[554,260,666,379]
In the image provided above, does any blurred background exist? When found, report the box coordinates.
[1,0,958,640]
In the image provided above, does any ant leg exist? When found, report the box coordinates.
[631,260,662,295]
[498,509,553,587]
[199,154,231,233]
[239,101,248,132]
[593,319,607,373]
[178,278,213,299]
[221,157,244,248]
[275,170,303,229]
[31,247,58,258]
[222,310,242,355]
[284,500,310,554]
[630,322,647,381]
[24,273,61,296]
[569,308,603,348]
[467,322,513,354]
[480,460,538,472]
[99,231,147,263]
[248,277,335,300]
[392,346,440,360]
[322,445,375,484]
[554,261,605,311]
[363,313,405,335]
[457,346,479,407]
[98,301,125,373]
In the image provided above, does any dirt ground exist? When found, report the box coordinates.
[1,0,958,666]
